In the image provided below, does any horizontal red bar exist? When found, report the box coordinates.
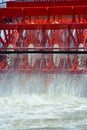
[6,0,87,8]
[0,67,86,74]
[48,7,73,15]
[0,8,22,17]
[15,68,87,74]
[0,6,87,17]
[0,23,87,30]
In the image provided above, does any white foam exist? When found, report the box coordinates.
[0,72,87,130]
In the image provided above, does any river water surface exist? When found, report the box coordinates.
[0,73,87,130]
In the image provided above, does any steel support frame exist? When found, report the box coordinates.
[0,5,87,73]
[6,0,87,8]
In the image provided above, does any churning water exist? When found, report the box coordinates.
[0,72,87,130]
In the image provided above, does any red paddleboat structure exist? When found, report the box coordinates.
[0,0,87,74]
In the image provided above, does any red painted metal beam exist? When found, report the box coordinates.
[0,23,87,30]
[0,6,87,17]
[0,8,22,17]
[6,0,87,8]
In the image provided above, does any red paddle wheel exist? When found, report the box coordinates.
[0,0,87,73]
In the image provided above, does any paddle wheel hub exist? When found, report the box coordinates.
[0,0,87,73]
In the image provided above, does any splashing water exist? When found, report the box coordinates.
[0,72,87,130]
